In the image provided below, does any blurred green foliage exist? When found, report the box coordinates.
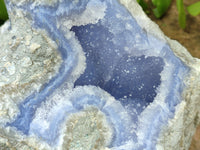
[137,0,200,29]
[137,0,148,12]
[152,0,172,18]
[187,1,200,16]
[0,0,8,25]
[176,0,186,29]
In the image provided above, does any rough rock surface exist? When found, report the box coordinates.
[0,10,62,124]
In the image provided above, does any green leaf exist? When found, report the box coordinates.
[152,0,172,18]
[0,0,8,21]
[187,1,200,16]
[137,0,148,11]
[176,0,186,29]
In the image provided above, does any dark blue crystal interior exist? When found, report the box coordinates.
[72,23,164,104]
[5,0,189,149]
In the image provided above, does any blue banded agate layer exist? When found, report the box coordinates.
[5,0,189,149]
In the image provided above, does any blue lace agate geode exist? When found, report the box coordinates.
[3,0,189,149]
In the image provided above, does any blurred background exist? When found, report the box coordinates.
[144,0,200,58]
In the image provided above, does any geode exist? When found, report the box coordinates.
[0,0,200,150]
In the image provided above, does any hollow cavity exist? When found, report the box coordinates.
[72,22,164,104]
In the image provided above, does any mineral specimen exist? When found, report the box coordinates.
[0,0,200,150]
